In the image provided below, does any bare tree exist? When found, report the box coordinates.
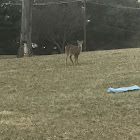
[32,3,83,53]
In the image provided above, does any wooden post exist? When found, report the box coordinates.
[17,0,33,57]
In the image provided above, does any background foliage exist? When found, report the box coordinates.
[0,0,140,54]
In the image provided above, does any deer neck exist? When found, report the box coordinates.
[78,44,82,52]
[78,44,82,48]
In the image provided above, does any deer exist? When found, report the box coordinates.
[65,40,83,66]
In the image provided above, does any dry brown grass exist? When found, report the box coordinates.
[0,48,140,139]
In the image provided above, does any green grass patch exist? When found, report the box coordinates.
[0,48,140,139]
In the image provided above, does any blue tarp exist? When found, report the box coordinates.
[108,85,140,93]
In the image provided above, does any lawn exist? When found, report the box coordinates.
[0,48,140,140]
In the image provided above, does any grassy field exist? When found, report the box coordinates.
[0,48,140,140]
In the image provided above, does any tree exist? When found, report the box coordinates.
[17,0,33,57]
[0,0,21,55]
[1,0,140,54]
[32,2,83,53]
[86,0,140,50]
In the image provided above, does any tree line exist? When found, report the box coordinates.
[0,0,140,55]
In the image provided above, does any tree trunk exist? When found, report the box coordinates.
[62,40,66,53]
[83,0,87,51]
[17,0,33,58]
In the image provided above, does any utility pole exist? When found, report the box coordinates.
[82,0,87,51]
[17,0,33,58]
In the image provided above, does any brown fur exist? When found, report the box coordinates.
[65,40,83,65]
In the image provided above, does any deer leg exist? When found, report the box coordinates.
[74,55,78,65]
[74,55,76,65]
[66,54,68,66]
[70,54,74,65]
[77,55,79,64]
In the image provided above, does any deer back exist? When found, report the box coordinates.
[65,45,82,55]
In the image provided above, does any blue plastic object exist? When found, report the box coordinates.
[108,85,140,93]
